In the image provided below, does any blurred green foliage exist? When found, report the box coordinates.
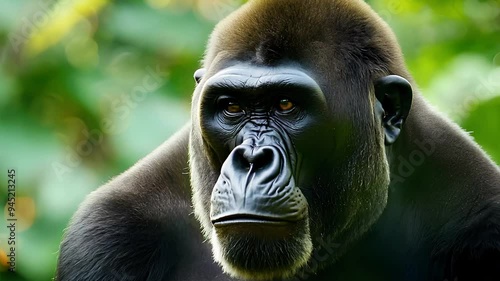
[0,0,498,280]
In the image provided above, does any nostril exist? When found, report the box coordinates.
[240,146,274,170]
[252,147,273,169]
[234,150,251,171]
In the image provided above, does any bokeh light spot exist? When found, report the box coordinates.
[0,249,8,271]
[4,197,37,232]
[65,36,99,68]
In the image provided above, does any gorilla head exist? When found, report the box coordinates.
[189,0,412,279]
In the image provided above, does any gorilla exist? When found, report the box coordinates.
[56,0,500,280]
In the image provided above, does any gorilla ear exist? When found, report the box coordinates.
[374,75,413,145]
[194,68,206,84]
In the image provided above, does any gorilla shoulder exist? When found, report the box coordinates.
[57,127,221,280]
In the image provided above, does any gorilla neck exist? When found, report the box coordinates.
[386,94,500,231]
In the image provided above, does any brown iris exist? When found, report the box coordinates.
[278,98,294,112]
[226,101,243,114]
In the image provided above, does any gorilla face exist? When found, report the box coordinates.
[188,1,412,280]
[201,65,326,279]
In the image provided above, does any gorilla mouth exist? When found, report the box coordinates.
[213,213,304,242]
[212,214,294,226]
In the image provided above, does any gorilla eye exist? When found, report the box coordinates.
[217,97,245,117]
[227,102,242,113]
[222,100,244,115]
[277,98,295,112]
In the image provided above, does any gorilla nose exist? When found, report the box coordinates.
[240,146,274,170]
[211,140,307,225]
[233,145,283,184]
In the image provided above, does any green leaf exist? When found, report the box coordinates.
[461,96,500,165]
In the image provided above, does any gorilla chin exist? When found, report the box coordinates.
[211,219,313,281]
